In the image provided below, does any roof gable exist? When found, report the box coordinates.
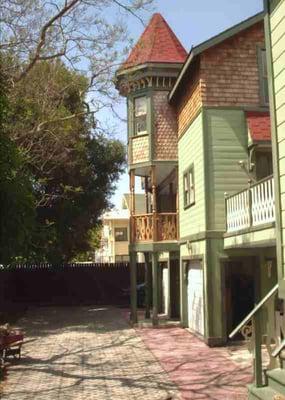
[169,11,264,101]
[122,13,187,70]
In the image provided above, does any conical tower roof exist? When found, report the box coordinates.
[122,13,187,70]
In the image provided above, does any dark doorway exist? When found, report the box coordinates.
[225,260,255,339]
[170,259,180,319]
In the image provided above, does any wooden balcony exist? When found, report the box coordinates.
[132,213,178,243]
[225,175,275,233]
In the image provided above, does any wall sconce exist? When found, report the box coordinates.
[265,259,273,278]
[186,240,192,254]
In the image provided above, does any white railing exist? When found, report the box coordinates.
[226,176,275,233]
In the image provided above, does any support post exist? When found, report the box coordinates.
[130,171,135,243]
[130,251,137,324]
[152,252,159,326]
[175,166,179,239]
[253,312,263,387]
[167,253,172,319]
[151,166,157,241]
[144,252,151,319]
[248,181,253,228]
[145,176,149,214]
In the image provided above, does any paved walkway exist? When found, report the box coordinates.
[1,307,253,400]
[1,306,178,400]
[137,326,252,400]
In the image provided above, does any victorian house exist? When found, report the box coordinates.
[115,8,285,396]
[116,13,186,324]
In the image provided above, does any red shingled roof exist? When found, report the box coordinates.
[122,13,187,69]
[246,111,271,142]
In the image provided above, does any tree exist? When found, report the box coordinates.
[1,0,153,115]
[0,61,36,264]
[0,0,153,262]
[5,60,125,263]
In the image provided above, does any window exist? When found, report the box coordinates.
[134,96,147,135]
[255,150,273,180]
[115,255,129,262]
[114,227,128,241]
[259,48,269,105]
[183,166,195,208]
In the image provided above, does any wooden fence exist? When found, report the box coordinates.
[0,262,145,310]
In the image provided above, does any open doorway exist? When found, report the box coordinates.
[225,259,255,339]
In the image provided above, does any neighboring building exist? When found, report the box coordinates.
[97,208,130,263]
[97,194,145,263]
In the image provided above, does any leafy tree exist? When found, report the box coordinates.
[5,61,125,263]
[0,0,152,262]
[1,0,153,115]
[0,62,36,264]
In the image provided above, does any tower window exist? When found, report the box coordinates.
[134,96,147,135]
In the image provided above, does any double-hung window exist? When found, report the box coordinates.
[115,227,128,242]
[134,96,147,135]
[183,166,195,208]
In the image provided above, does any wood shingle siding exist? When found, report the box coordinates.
[176,62,203,138]
[200,22,265,108]
[175,21,266,139]
[153,91,178,160]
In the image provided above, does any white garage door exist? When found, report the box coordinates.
[162,266,169,315]
[187,261,204,335]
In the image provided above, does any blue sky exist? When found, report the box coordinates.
[110,0,264,209]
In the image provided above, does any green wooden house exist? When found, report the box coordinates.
[115,9,285,397]
[114,3,285,398]
[229,0,285,398]
[169,12,278,348]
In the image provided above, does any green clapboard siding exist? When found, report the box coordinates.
[274,68,285,93]
[273,49,285,77]
[270,0,285,285]
[178,113,206,238]
[270,0,285,30]
[204,109,249,231]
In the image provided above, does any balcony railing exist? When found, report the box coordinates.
[225,175,275,233]
[132,213,178,243]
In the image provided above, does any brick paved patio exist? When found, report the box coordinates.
[1,306,253,400]
[136,326,252,400]
[1,306,178,400]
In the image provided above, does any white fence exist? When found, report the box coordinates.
[226,176,275,233]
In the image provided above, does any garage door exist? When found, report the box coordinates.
[187,261,204,335]
[162,266,169,315]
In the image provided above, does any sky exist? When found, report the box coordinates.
[110,0,264,209]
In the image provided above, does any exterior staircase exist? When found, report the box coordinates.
[229,284,285,400]
[249,368,285,399]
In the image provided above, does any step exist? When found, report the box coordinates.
[267,368,285,396]
[248,384,281,400]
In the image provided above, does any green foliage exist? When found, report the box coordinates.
[2,60,126,264]
[0,134,36,263]
[0,63,36,263]
[71,226,102,262]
